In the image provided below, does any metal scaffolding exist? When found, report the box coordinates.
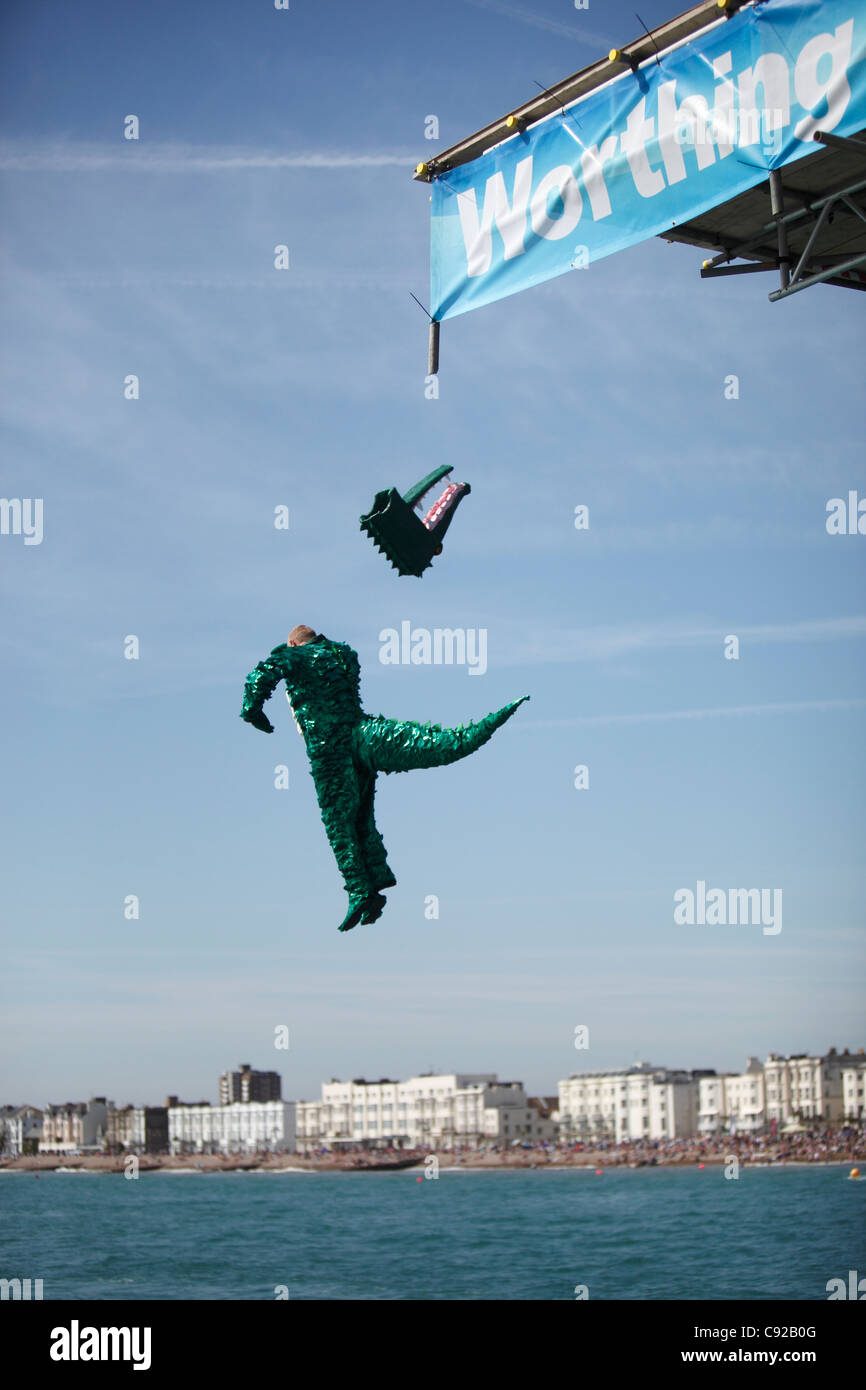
[414,0,865,371]
[679,132,866,300]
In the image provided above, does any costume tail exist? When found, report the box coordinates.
[355,697,529,774]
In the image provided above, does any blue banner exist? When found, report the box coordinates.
[430,0,866,321]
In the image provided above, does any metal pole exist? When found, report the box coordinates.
[788,197,835,287]
[427,319,440,376]
[768,251,866,301]
[769,170,790,291]
[840,196,866,227]
[814,130,866,156]
[700,262,777,278]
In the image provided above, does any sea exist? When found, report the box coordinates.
[1,1164,862,1300]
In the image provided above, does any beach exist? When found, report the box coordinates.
[5,1124,863,1174]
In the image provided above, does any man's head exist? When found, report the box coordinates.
[288,624,318,647]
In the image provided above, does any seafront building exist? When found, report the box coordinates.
[763,1049,863,1126]
[219,1064,282,1105]
[0,1105,43,1157]
[39,1098,109,1154]
[295,1074,556,1151]
[168,1100,296,1154]
[106,1105,169,1154]
[842,1062,866,1120]
[698,1059,765,1134]
[7,1047,864,1158]
[560,1050,866,1141]
[487,1094,558,1144]
[557,1064,704,1143]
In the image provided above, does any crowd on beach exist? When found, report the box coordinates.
[299,1124,865,1168]
[6,1124,864,1171]
[446,1124,866,1166]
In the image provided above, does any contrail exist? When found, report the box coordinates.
[511,614,866,665]
[521,698,866,729]
[462,0,612,47]
[0,143,417,173]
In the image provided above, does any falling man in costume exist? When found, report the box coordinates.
[241,625,529,933]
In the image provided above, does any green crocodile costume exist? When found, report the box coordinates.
[240,634,528,933]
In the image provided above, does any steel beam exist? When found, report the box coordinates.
[769,170,790,290]
[412,0,734,180]
[813,131,866,157]
[768,252,866,301]
[788,197,835,286]
[700,261,776,277]
[840,196,866,227]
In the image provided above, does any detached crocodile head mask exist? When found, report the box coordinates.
[360,465,471,577]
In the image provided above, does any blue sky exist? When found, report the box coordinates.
[1,0,864,1109]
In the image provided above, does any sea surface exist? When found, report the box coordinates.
[1,1164,863,1300]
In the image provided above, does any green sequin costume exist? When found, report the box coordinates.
[240,635,528,933]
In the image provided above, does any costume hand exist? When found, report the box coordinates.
[245,709,274,733]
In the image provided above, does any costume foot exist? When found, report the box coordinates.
[338,897,368,933]
[372,870,397,891]
[360,892,387,925]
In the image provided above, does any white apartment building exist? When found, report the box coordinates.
[725,1068,765,1132]
[558,1064,699,1143]
[764,1049,862,1126]
[698,1059,765,1134]
[127,1108,158,1150]
[168,1101,296,1154]
[296,1074,549,1150]
[842,1060,866,1120]
[0,1105,43,1157]
[297,1077,407,1146]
